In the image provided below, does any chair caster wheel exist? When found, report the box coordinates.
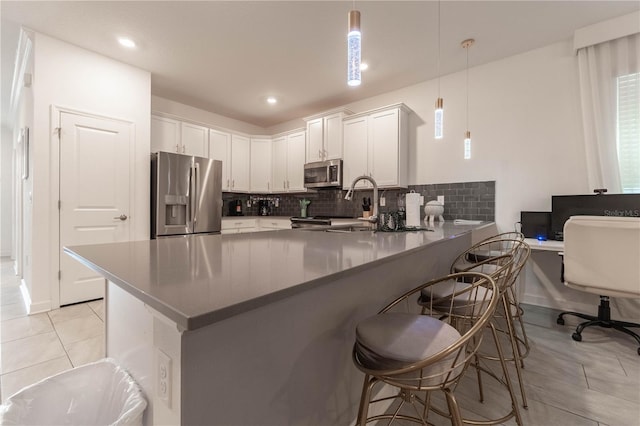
[572,332,582,342]
[557,317,565,325]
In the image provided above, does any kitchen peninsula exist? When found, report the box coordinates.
[65,222,494,425]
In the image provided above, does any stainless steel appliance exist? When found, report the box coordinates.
[291,215,363,230]
[151,151,223,238]
[303,159,342,189]
[258,200,271,216]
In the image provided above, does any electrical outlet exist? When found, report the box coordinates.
[157,349,172,408]
[380,197,386,207]
[437,195,445,205]
[419,196,425,205]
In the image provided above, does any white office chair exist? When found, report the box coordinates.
[557,216,640,355]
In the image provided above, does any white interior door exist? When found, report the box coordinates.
[59,112,132,305]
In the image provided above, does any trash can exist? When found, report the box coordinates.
[0,358,147,425]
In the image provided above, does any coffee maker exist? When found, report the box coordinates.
[228,200,243,216]
[258,200,271,216]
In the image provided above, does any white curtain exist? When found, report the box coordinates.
[578,32,640,193]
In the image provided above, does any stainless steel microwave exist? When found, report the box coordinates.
[304,159,343,189]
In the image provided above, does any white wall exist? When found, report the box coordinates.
[26,32,150,311]
[1,125,13,257]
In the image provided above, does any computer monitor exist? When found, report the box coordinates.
[551,193,640,240]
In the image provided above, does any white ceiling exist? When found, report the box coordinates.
[2,1,639,129]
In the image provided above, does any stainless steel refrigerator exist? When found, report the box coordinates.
[151,151,223,238]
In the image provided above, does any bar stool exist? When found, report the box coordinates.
[353,272,500,426]
[423,249,525,425]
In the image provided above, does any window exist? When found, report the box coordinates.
[617,72,640,193]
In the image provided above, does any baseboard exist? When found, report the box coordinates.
[19,279,52,314]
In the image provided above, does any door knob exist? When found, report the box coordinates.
[114,214,128,221]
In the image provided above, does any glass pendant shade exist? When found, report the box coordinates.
[347,10,361,87]
[464,131,471,159]
[434,97,444,139]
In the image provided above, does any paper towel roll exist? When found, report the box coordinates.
[405,192,421,227]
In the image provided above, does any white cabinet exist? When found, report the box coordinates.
[342,104,410,189]
[272,130,306,192]
[250,138,272,193]
[231,135,251,192]
[209,129,232,191]
[151,115,208,157]
[304,109,351,163]
[151,115,180,153]
[181,122,209,157]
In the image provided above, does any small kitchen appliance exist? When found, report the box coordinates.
[228,200,243,216]
[258,200,271,216]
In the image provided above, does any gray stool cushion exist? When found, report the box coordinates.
[355,313,462,386]
[419,279,494,316]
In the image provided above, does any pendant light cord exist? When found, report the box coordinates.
[466,44,469,130]
[437,0,441,97]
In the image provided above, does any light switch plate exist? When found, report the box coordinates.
[380,197,386,207]
[437,195,445,205]
[420,196,425,205]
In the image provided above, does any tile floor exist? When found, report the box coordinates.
[1,257,104,403]
[1,255,639,425]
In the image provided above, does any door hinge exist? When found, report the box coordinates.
[58,270,61,280]
[54,127,61,138]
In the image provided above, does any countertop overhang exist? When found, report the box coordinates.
[65,222,491,331]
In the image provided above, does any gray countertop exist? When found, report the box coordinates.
[65,222,491,331]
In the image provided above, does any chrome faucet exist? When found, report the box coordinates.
[344,175,378,224]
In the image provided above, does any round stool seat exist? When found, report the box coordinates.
[355,313,462,386]
[418,279,495,315]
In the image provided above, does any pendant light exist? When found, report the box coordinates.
[462,38,474,159]
[347,5,361,87]
[434,1,444,139]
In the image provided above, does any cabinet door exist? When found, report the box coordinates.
[306,118,323,162]
[151,115,180,153]
[271,136,287,192]
[250,138,272,192]
[181,122,209,157]
[231,135,250,192]
[209,129,231,191]
[369,108,400,187]
[342,116,369,189]
[324,112,344,160]
[287,131,306,192]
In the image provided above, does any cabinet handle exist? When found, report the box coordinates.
[287,180,290,189]
[182,145,186,153]
[232,179,235,188]
[227,179,229,188]
[268,182,270,190]
[318,149,322,159]
[175,144,179,152]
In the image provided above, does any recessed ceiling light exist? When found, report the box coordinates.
[360,62,369,71]
[117,37,136,49]
[266,96,278,105]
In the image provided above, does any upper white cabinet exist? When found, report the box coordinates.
[151,115,208,157]
[342,104,410,189]
[272,130,306,192]
[231,135,251,192]
[181,122,209,157]
[151,115,180,153]
[250,137,272,193]
[304,109,351,163]
[209,129,232,191]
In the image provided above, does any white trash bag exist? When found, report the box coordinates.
[0,358,147,425]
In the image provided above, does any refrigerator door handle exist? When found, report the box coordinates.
[192,162,200,228]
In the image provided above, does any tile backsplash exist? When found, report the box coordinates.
[223,180,495,222]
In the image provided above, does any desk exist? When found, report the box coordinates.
[524,238,563,252]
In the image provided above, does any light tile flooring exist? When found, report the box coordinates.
[0,257,104,403]
[0,256,639,425]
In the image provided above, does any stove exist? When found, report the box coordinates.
[290,216,358,229]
